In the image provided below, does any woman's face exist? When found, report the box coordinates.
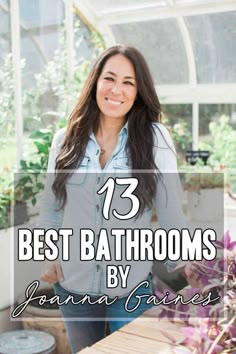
[96,54,138,122]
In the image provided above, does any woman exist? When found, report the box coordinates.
[39,45,186,353]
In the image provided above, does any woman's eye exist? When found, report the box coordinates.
[104,77,114,81]
[124,81,134,86]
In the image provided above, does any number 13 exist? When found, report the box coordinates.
[97,177,140,220]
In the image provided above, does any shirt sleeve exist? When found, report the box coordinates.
[36,129,65,230]
[152,124,186,271]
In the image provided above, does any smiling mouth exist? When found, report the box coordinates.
[105,98,124,105]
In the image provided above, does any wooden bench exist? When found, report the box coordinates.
[78,306,186,353]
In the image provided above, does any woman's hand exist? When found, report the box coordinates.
[40,259,64,284]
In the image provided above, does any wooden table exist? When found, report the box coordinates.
[78,306,186,354]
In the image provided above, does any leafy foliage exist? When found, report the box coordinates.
[23,21,104,133]
[183,171,224,191]
[0,174,13,229]
[0,22,104,228]
[199,115,236,170]
[162,115,192,159]
[0,54,25,144]
[16,127,56,207]
[157,231,236,354]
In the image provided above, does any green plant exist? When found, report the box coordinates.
[1,22,105,228]
[0,54,14,144]
[183,172,224,192]
[172,121,192,153]
[0,124,63,228]
[0,172,26,229]
[199,115,236,195]
[0,127,51,228]
[16,126,56,207]
[162,115,192,162]
[16,26,104,206]
[23,22,104,134]
[0,176,12,229]
[199,115,236,170]
[0,54,27,146]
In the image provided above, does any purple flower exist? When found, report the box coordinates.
[215,231,236,251]
[181,325,223,353]
[196,304,211,318]
[158,230,236,354]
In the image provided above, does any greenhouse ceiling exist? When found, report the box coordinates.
[74,0,236,104]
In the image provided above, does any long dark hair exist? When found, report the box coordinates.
[52,45,163,216]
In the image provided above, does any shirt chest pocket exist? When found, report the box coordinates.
[66,156,90,186]
[113,157,129,170]
[112,157,132,187]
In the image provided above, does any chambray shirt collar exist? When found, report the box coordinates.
[119,121,128,136]
[89,120,128,143]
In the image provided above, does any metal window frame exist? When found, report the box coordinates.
[10,0,22,169]
[73,0,236,149]
[11,0,236,165]
[11,0,74,168]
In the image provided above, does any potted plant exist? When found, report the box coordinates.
[156,231,236,353]
[181,166,224,222]
[15,127,56,216]
[0,176,29,230]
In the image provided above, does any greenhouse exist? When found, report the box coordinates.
[0,0,236,353]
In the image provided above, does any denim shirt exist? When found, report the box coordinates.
[38,122,185,297]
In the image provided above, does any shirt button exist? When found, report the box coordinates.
[96,265,100,272]
[96,204,99,212]
[97,177,100,184]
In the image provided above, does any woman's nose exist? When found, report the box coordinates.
[111,82,122,94]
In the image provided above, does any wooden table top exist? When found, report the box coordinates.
[78,307,186,354]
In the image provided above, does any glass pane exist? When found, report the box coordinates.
[199,104,236,185]
[0,6,9,34]
[73,16,98,64]
[20,0,65,89]
[0,0,10,63]
[199,104,236,137]
[88,0,167,12]
[33,31,63,62]
[0,0,15,171]
[162,104,192,160]
[19,0,64,28]
[0,0,9,6]
[19,0,65,161]
[71,15,105,111]
[185,12,236,83]
[112,19,188,84]
[176,0,223,4]
[21,37,45,87]
[176,0,199,3]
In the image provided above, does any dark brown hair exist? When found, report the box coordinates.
[53,45,162,216]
